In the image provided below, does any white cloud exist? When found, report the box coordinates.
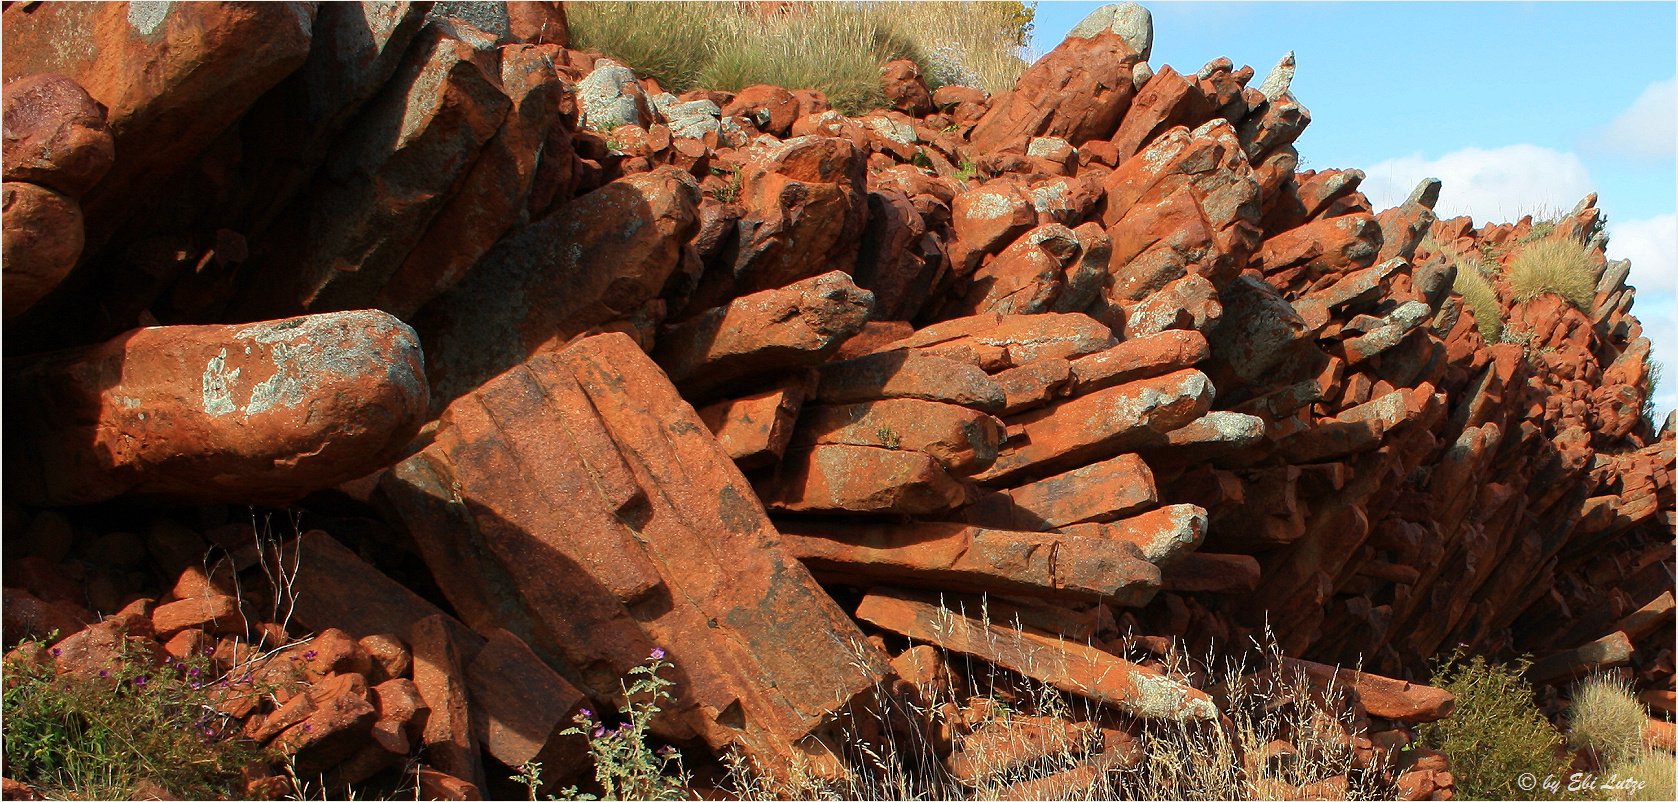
[1608,213,1677,419]
[1359,144,1594,223]
[1608,213,1677,295]
[1590,77,1678,162]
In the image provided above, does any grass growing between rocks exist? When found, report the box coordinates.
[1,638,263,800]
[1420,650,1569,800]
[1453,259,1506,343]
[568,1,1031,113]
[1508,236,1598,312]
[1569,674,1676,802]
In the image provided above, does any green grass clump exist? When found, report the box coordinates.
[1420,650,1568,800]
[520,649,689,801]
[1569,674,1648,767]
[3,639,264,800]
[569,2,1031,115]
[1507,236,1599,311]
[1453,260,1505,343]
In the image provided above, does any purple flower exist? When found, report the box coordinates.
[97,670,109,678]
[658,746,675,757]
[303,650,318,661]
[133,676,148,687]
[50,648,61,657]
[303,723,313,732]
[189,682,201,690]
[592,727,607,738]
[189,667,201,678]
[650,647,666,660]
[579,708,592,719]
[204,646,216,656]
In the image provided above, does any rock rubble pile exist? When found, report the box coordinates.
[3,2,1671,799]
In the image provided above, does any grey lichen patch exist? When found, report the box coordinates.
[1258,51,1296,102]
[1156,504,1208,558]
[127,1,173,36]
[1127,668,1219,722]
[963,190,1019,221]
[1067,3,1153,61]
[202,349,240,417]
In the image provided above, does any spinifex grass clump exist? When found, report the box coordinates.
[1507,236,1598,311]
[2,637,263,800]
[1570,673,1648,767]
[1420,649,1568,800]
[1452,259,1505,343]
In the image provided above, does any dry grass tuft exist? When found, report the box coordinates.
[1570,674,1648,767]
[1507,236,1598,311]
[567,2,1031,114]
[1452,260,1505,343]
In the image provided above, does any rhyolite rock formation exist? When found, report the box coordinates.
[2,2,1669,799]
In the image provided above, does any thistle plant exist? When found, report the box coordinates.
[537,648,690,801]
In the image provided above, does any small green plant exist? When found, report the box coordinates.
[711,165,745,205]
[2,636,265,799]
[1420,648,1567,800]
[1453,260,1505,343]
[952,159,979,182]
[877,425,902,449]
[542,648,689,801]
[1507,236,1598,312]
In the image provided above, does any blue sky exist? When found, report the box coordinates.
[1031,2,1678,417]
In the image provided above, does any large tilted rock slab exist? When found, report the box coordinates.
[779,520,1159,605]
[380,333,889,779]
[817,350,1007,414]
[756,444,969,515]
[5,311,428,506]
[415,166,701,415]
[976,368,1215,485]
[857,588,1217,721]
[966,453,1157,531]
[1276,658,1455,723]
[653,271,874,397]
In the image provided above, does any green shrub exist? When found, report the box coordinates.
[2,639,264,799]
[1508,237,1598,311]
[1420,650,1568,800]
[524,649,689,801]
[1569,674,1647,767]
[1453,261,1505,343]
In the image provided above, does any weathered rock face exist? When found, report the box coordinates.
[5,310,427,506]
[1,73,115,199]
[415,166,701,414]
[968,3,1148,152]
[2,181,85,319]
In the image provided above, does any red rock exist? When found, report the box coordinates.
[1110,65,1213,159]
[417,768,482,801]
[1,588,92,649]
[758,444,969,515]
[409,614,488,793]
[698,384,805,470]
[415,165,700,413]
[370,677,430,752]
[465,629,587,777]
[791,398,1004,476]
[895,312,1117,367]
[1254,212,1382,282]
[857,587,1218,721]
[0,2,313,243]
[968,4,1147,152]
[1,777,41,801]
[1238,91,1311,163]
[274,672,380,777]
[1068,329,1210,395]
[951,223,1082,316]
[977,368,1214,484]
[947,716,1099,785]
[1527,631,1634,685]
[377,42,568,318]
[1278,658,1455,723]
[361,634,413,684]
[285,531,464,643]
[852,188,936,320]
[5,311,428,506]
[949,183,1037,270]
[151,595,250,640]
[1,181,84,319]
[50,618,166,679]
[1160,552,1260,593]
[1207,275,1310,386]
[1,73,114,198]
[998,765,1104,800]
[653,271,873,396]
[685,136,867,309]
[506,1,569,45]
[779,520,1158,605]
[970,453,1157,531]
[817,350,1006,414]
[881,59,934,116]
[1100,120,1262,294]
[995,357,1075,414]
[722,84,799,138]
[1062,503,1208,565]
